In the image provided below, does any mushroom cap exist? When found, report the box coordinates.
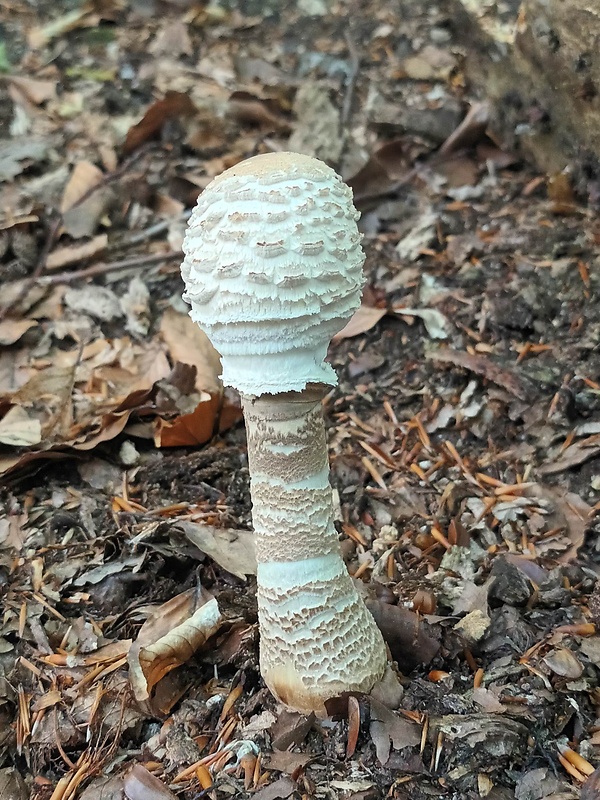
[181,152,365,396]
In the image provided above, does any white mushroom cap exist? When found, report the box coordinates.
[181,152,365,396]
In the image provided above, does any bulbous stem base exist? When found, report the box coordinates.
[242,387,387,716]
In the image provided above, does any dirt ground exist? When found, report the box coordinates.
[2,1,600,799]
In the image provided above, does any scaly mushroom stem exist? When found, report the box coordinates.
[242,387,387,716]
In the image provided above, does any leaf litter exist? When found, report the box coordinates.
[1,1,600,799]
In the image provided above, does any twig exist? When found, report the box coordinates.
[0,213,62,321]
[107,209,192,253]
[341,30,361,131]
[37,250,182,285]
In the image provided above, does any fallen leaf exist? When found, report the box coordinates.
[0,138,48,181]
[252,776,296,800]
[270,710,315,751]
[427,348,531,401]
[46,234,108,271]
[228,90,291,132]
[543,648,583,679]
[149,19,192,57]
[124,91,197,155]
[124,764,177,800]
[0,406,42,446]
[28,8,91,48]
[395,210,438,261]
[60,161,104,213]
[80,773,124,800]
[128,591,223,703]
[0,319,37,345]
[332,306,387,342]
[394,307,450,339]
[539,434,600,475]
[64,285,123,322]
[526,485,590,562]
[0,768,28,800]
[265,751,313,774]
[402,46,455,80]
[175,521,257,580]
[154,393,222,447]
[8,75,57,105]
[60,161,109,238]
[347,139,412,204]
[369,698,420,765]
[160,308,222,394]
[365,600,440,672]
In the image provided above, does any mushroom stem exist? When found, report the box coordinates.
[242,387,387,716]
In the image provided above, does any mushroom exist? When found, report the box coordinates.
[181,152,387,715]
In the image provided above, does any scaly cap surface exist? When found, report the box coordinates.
[181,152,365,396]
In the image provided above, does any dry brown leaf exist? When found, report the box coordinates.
[427,348,531,401]
[0,319,37,345]
[28,8,92,48]
[365,599,440,672]
[154,393,221,447]
[347,140,412,204]
[80,773,124,800]
[0,768,28,800]
[526,484,590,562]
[160,307,222,394]
[369,698,420,765]
[332,306,387,342]
[46,234,108,271]
[124,765,177,800]
[0,406,42,446]
[543,648,583,679]
[539,434,600,475]
[128,591,222,703]
[228,90,291,131]
[149,19,192,57]
[175,521,257,579]
[60,161,104,213]
[252,776,296,800]
[124,91,197,155]
[8,75,57,105]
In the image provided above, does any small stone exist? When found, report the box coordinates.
[119,440,139,466]
[453,609,491,643]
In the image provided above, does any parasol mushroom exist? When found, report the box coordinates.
[181,151,387,715]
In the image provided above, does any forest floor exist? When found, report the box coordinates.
[2,1,600,799]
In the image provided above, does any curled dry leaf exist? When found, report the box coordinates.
[394,307,450,339]
[8,75,57,105]
[175,521,256,579]
[160,308,222,394]
[543,648,584,679]
[347,140,412,204]
[228,90,291,132]
[128,590,223,703]
[365,599,440,672]
[332,305,387,342]
[124,764,177,800]
[154,392,222,447]
[123,91,197,155]
[0,319,37,345]
[60,161,104,213]
[0,406,42,446]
